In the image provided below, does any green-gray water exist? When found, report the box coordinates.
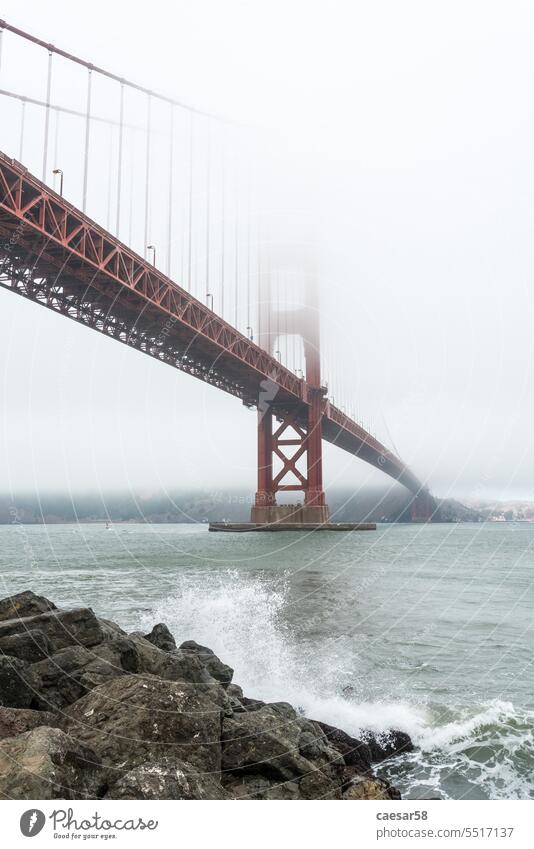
[1,521,532,799]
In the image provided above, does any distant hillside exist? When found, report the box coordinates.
[1,488,481,524]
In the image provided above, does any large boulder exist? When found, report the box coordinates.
[0,591,56,622]
[0,656,39,708]
[179,641,233,687]
[30,638,139,710]
[221,705,343,799]
[342,774,401,800]
[365,730,413,762]
[0,707,60,740]
[0,726,103,799]
[224,774,301,800]
[143,623,176,652]
[127,634,219,687]
[0,607,106,653]
[0,629,51,663]
[315,720,372,772]
[107,759,229,800]
[63,674,224,776]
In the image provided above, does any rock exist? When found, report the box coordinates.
[365,729,414,762]
[0,656,39,708]
[0,607,106,653]
[0,591,56,622]
[0,707,60,740]
[224,774,301,800]
[221,706,342,786]
[143,623,176,652]
[343,774,401,800]
[30,638,139,710]
[0,629,51,663]
[63,674,224,775]
[107,759,229,800]
[127,634,215,686]
[315,720,372,772]
[179,640,233,687]
[0,726,103,799]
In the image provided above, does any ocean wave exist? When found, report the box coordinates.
[140,569,534,800]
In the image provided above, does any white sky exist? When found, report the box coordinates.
[1,0,534,502]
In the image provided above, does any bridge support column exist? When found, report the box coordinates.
[411,491,435,522]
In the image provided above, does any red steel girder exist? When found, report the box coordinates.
[0,151,428,498]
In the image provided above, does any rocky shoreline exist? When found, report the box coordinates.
[0,590,412,800]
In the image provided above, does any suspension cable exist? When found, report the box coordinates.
[220,127,226,318]
[42,50,53,181]
[234,164,239,328]
[187,112,194,292]
[115,82,124,236]
[166,103,174,277]
[18,99,25,161]
[143,94,152,260]
[82,67,92,212]
[0,18,236,124]
[205,117,211,302]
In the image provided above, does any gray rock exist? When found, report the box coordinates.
[365,729,414,762]
[0,607,106,653]
[127,634,217,687]
[0,726,103,799]
[30,638,139,710]
[315,720,372,771]
[107,759,229,800]
[179,640,233,687]
[63,674,224,776]
[0,591,56,622]
[221,705,340,786]
[0,706,60,740]
[0,629,51,663]
[0,656,39,708]
[342,773,401,800]
[224,773,301,799]
[143,623,177,652]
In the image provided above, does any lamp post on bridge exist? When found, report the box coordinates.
[147,245,156,267]
[206,293,214,310]
[246,325,254,341]
[52,168,64,197]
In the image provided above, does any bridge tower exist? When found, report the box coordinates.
[251,255,330,526]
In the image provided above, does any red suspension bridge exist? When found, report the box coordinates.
[0,20,434,527]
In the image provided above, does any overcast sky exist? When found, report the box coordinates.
[1,0,534,503]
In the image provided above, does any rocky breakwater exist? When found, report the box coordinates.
[0,590,412,800]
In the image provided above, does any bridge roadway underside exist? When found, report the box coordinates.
[0,151,428,505]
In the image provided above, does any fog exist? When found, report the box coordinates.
[1,0,534,503]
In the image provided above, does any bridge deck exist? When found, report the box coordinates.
[0,151,423,496]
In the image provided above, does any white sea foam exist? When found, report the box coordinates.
[140,569,534,799]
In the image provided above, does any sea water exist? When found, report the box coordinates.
[0,521,532,799]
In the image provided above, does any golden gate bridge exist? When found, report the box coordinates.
[0,20,434,528]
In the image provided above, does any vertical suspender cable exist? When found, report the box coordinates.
[53,109,60,169]
[187,112,194,292]
[205,117,211,301]
[115,82,124,236]
[82,67,92,212]
[166,104,174,277]
[143,94,152,260]
[19,100,26,161]
[246,161,251,334]
[234,162,239,328]
[42,51,53,181]
[220,128,226,318]
[106,125,113,230]
[128,151,134,248]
